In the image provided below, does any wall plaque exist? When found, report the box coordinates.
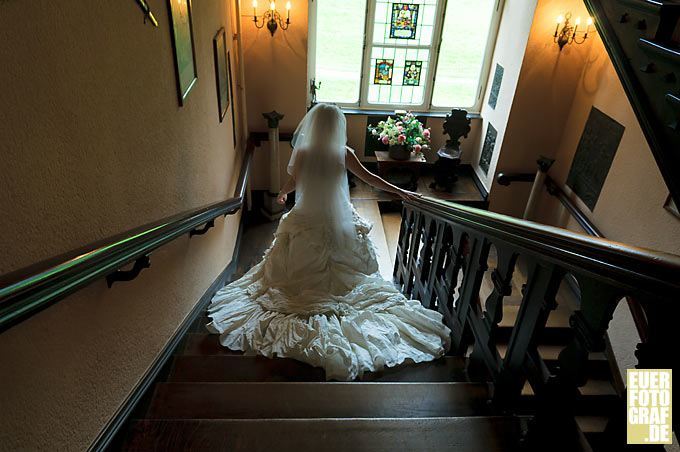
[566,107,624,211]
[488,64,504,110]
[479,123,497,175]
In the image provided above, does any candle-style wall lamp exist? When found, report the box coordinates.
[554,12,593,50]
[252,1,291,36]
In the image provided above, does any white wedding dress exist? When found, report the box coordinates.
[206,104,451,381]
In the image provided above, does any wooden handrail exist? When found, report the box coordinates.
[409,196,680,295]
[397,195,679,446]
[0,141,254,333]
[497,172,650,340]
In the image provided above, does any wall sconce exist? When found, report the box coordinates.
[252,1,291,36]
[554,12,593,50]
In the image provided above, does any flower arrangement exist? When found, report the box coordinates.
[368,111,431,157]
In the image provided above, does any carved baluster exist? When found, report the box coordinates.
[393,208,412,288]
[468,246,519,379]
[403,210,423,297]
[416,219,441,308]
[450,235,490,355]
[431,226,466,334]
[494,262,563,408]
[524,275,623,449]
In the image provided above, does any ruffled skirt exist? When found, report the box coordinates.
[207,208,451,381]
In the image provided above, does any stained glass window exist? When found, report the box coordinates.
[311,0,502,110]
[374,59,394,85]
[403,60,422,86]
[389,3,419,39]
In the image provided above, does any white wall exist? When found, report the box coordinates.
[532,35,680,385]
[470,0,539,191]
[486,0,592,215]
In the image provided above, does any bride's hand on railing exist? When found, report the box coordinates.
[398,189,422,202]
[276,192,287,205]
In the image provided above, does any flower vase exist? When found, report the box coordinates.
[388,144,411,161]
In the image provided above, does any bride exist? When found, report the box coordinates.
[207,103,451,381]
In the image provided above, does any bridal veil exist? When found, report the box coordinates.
[288,103,355,245]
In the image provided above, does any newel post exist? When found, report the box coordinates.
[523,156,555,220]
[261,110,285,220]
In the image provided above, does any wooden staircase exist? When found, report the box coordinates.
[586,0,680,205]
[121,323,524,451]
[119,209,622,451]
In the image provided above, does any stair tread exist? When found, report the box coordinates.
[169,354,469,382]
[353,199,392,280]
[147,382,492,419]
[183,333,240,355]
[499,304,572,328]
[125,417,522,452]
[521,378,618,397]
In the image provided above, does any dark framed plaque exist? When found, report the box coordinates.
[479,123,497,175]
[566,107,624,211]
[488,64,504,109]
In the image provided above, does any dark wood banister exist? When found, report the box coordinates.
[397,195,679,446]
[496,172,650,341]
[409,196,680,292]
[0,140,254,334]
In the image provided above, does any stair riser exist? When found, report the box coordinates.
[125,417,523,452]
[147,382,492,419]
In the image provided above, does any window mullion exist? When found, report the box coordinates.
[425,0,448,110]
[360,0,378,108]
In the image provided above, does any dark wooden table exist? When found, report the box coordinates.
[375,151,427,191]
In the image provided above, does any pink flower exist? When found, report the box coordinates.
[398,134,406,143]
[413,144,422,153]
[397,126,403,132]
[423,129,430,138]
[381,135,390,145]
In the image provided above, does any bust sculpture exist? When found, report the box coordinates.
[430,109,471,192]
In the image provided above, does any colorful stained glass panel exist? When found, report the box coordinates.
[403,60,422,86]
[374,59,394,85]
[390,3,419,39]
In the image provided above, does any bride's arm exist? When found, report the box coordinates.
[276,150,302,204]
[345,146,421,201]
[276,175,296,204]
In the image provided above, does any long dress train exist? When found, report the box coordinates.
[206,206,451,381]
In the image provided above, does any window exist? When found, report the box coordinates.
[309,0,502,112]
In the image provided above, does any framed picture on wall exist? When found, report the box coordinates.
[168,0,198,106]
[227,50,237,147]
[213,28,229,122]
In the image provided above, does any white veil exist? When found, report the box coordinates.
[288,103,354,245]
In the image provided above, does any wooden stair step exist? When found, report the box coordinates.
[169,355,324,382]
[352,199,392,280]
[125,417,522,452]
[499,304,572,328]
[169,355,469,382]
[496,305,573,344]
[188,315,210,333]
[521,378,617,398]
[182,333,240,356]
[518,383,619,414]
[146,382,491,419]
[494,344,612,379]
